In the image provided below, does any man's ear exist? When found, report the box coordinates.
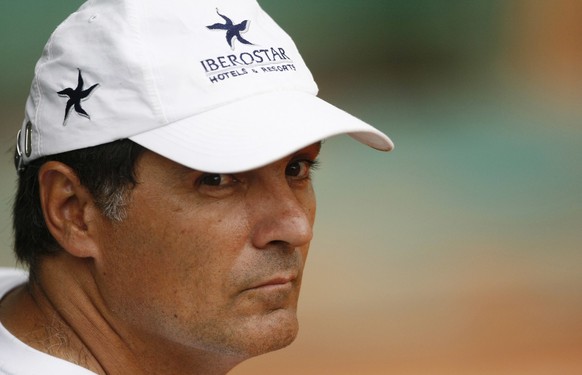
[38,161,101,259]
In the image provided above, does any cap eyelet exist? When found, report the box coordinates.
[14,122,33,173]
[14,130,22,172]
[24,121,32,157]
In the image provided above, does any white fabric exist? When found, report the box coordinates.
[17,0,393,173]
[0,268,96,375]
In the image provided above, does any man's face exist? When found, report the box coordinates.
[91,143,320,359]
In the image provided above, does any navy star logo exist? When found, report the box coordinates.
[57,69,99,125]
[206,9,254,49]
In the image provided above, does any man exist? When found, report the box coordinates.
[0,0,393,373]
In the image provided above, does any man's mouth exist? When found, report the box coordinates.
[244,274,297,292]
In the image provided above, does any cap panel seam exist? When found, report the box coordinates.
[32,34,54,159]
[129,0,168,126]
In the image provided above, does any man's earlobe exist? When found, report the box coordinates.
[38,161,100,259]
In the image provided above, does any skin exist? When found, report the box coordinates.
[0,143,321,374]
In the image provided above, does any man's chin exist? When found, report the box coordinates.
[233,308,300,357]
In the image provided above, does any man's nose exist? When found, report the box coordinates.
[250,183,314,250]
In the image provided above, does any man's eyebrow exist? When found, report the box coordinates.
[178,164,204,178]
[162,159,200,180]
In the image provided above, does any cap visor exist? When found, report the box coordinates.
[130,90,393,173]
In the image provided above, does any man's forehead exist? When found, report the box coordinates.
[140,142,322,177]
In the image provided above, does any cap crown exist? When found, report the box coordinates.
[20,0,317,164]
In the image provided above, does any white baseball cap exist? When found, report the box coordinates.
[16,0,393,173]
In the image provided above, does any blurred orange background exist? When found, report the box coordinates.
[1,1,581,374]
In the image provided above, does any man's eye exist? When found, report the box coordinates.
[199,174,236,187]
[285,159,319,179]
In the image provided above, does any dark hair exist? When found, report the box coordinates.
[12,139,146,272]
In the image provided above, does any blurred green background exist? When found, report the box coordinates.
[1,1,581,374]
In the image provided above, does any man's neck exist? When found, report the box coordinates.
[0,257,242,375]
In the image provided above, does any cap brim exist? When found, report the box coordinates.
[130,90,394,173]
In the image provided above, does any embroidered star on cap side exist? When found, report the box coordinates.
[57,69,100,125]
